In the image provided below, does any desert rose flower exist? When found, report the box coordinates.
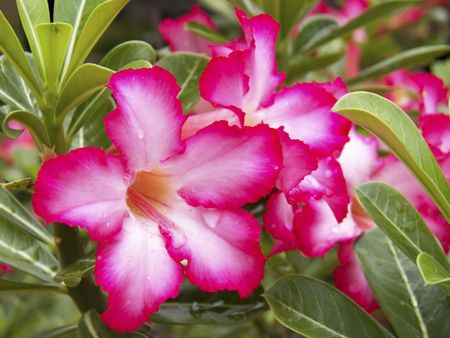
[159,5,216,54]
[32,66,282,331]
[0,120,34,162]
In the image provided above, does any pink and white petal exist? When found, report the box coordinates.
[333,241,379,312]
[290,157,350,222]
[32,147,129,241]
[418,203,450,253]
[270,239,301,256]
[255,84,351,158]
[313,77,348,100]
[420,114,450,158]
[165,122,282,208]
[181,108,241,139]
[263,191,297,243]
[159,5,215,54]
[236,10,285,110]
[200,51,249,112]
[276,129,318,197]
[409,72,448,115]
[294,200,361,257]
[96,216,183,332]
[210,38,248,57]
[160,204,265,297]
[338,128,380,191]
[105,67,185,172]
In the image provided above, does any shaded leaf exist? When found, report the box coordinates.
[0,278,66,294]
[1,178,34,192]
[417,252,450,296]
[333,92,450,223]
[54,258,95,287]
[287,51,343,82]
[185,22,227,43]
[356,229,450,338]
[293,15,338,54]
[264,275,394,338]
[158,52,209,113]
[100,40,156,70]
[23,324,77,338]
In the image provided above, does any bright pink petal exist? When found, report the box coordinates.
[165,122,282,208]
[409,72,448,115]
[255,83,351,158]
[181,108,241,139]
[276,129,318,197]
[338,128,380,192]
[263,191,296,243]
[420,114,450,158]
[96,216,183,332]
[161,204,265,297]
[235,9,285,110]
[32,147,129,241]
[199,51,249,114]
[333,240,379,312]
[295,200,361,257]
[105,67,185,172]
[210,38,248,57]
[159,5,215,54]
[290,157,350,222]
[418,203,450,253]
[313,77,348,100]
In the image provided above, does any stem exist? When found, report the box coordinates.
[53,223,106,313]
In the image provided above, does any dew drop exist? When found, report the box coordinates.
[324,170,332,178]
[137,128,144,139]
[146,275,151,281]
[106,222,111,227]
[97,255,102,260]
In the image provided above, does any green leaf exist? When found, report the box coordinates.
[0,278,66,294]
[0,56,37,112]
[158,52,209,113]
[348,45,450,85]
[261,0,318,39]
[356,182,449,269]
[1,178,34,191]
[58,0,130,83]
[2,109,50,147]
[287,51,343,82]
[54,258,95,287]
[77,310,152,337]
[0,215,58,282]
[185,22,227,43]
[24,324,78,338]
[16,0,50,81]
[333,92,450,223]
[0,11,42,103]
[417,253,450,295]
[356,229,450,338]
[56,63,114,122]
[100,40,156,70]
[36,23,73,91]
[264,275,394,338]
[302,0,419,53]
[152,284,267,325]
[292,15,338,54]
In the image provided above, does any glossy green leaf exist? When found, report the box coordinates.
[1,178,34,191]
[356,229,450,338]
[348,45,450,85]
[153,284,267,325]
[264,275,394,338]
[2,109,50,147]
[185,22,227,43]
[54,258,95,287]
[36,23,73,91]
[0,187,51,244]
[0,278,66,294]
[0,11,41,102]
[261,0,318,38]
[59,0,130,82]
[356,182,449,269]
[16,0,50,81]
[417,253,450,295]
[0,56,37,112]
[293,15,338,54]
[158,52,209,113]
[100,40,156,70]
[333,92,450,223]
[302,0,419,53]
[77,310,152,337]
[56,63,114,122]
[0,215,58,282]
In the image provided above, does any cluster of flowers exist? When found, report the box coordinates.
[0,1,443,333]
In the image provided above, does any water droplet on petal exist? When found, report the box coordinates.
[324,170,332,178]
[137,128,144,139]
[172,230,187,249]
[97,255,102,260]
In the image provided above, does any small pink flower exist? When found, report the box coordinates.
[0,121,34,162]
[159,5,216,54]
[33,67,282,331]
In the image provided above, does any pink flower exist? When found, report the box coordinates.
[0,263,13,274]
[159,5,216,54]
[0,121,34,162]
[32,67,282,331]
[185,9,351,209]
